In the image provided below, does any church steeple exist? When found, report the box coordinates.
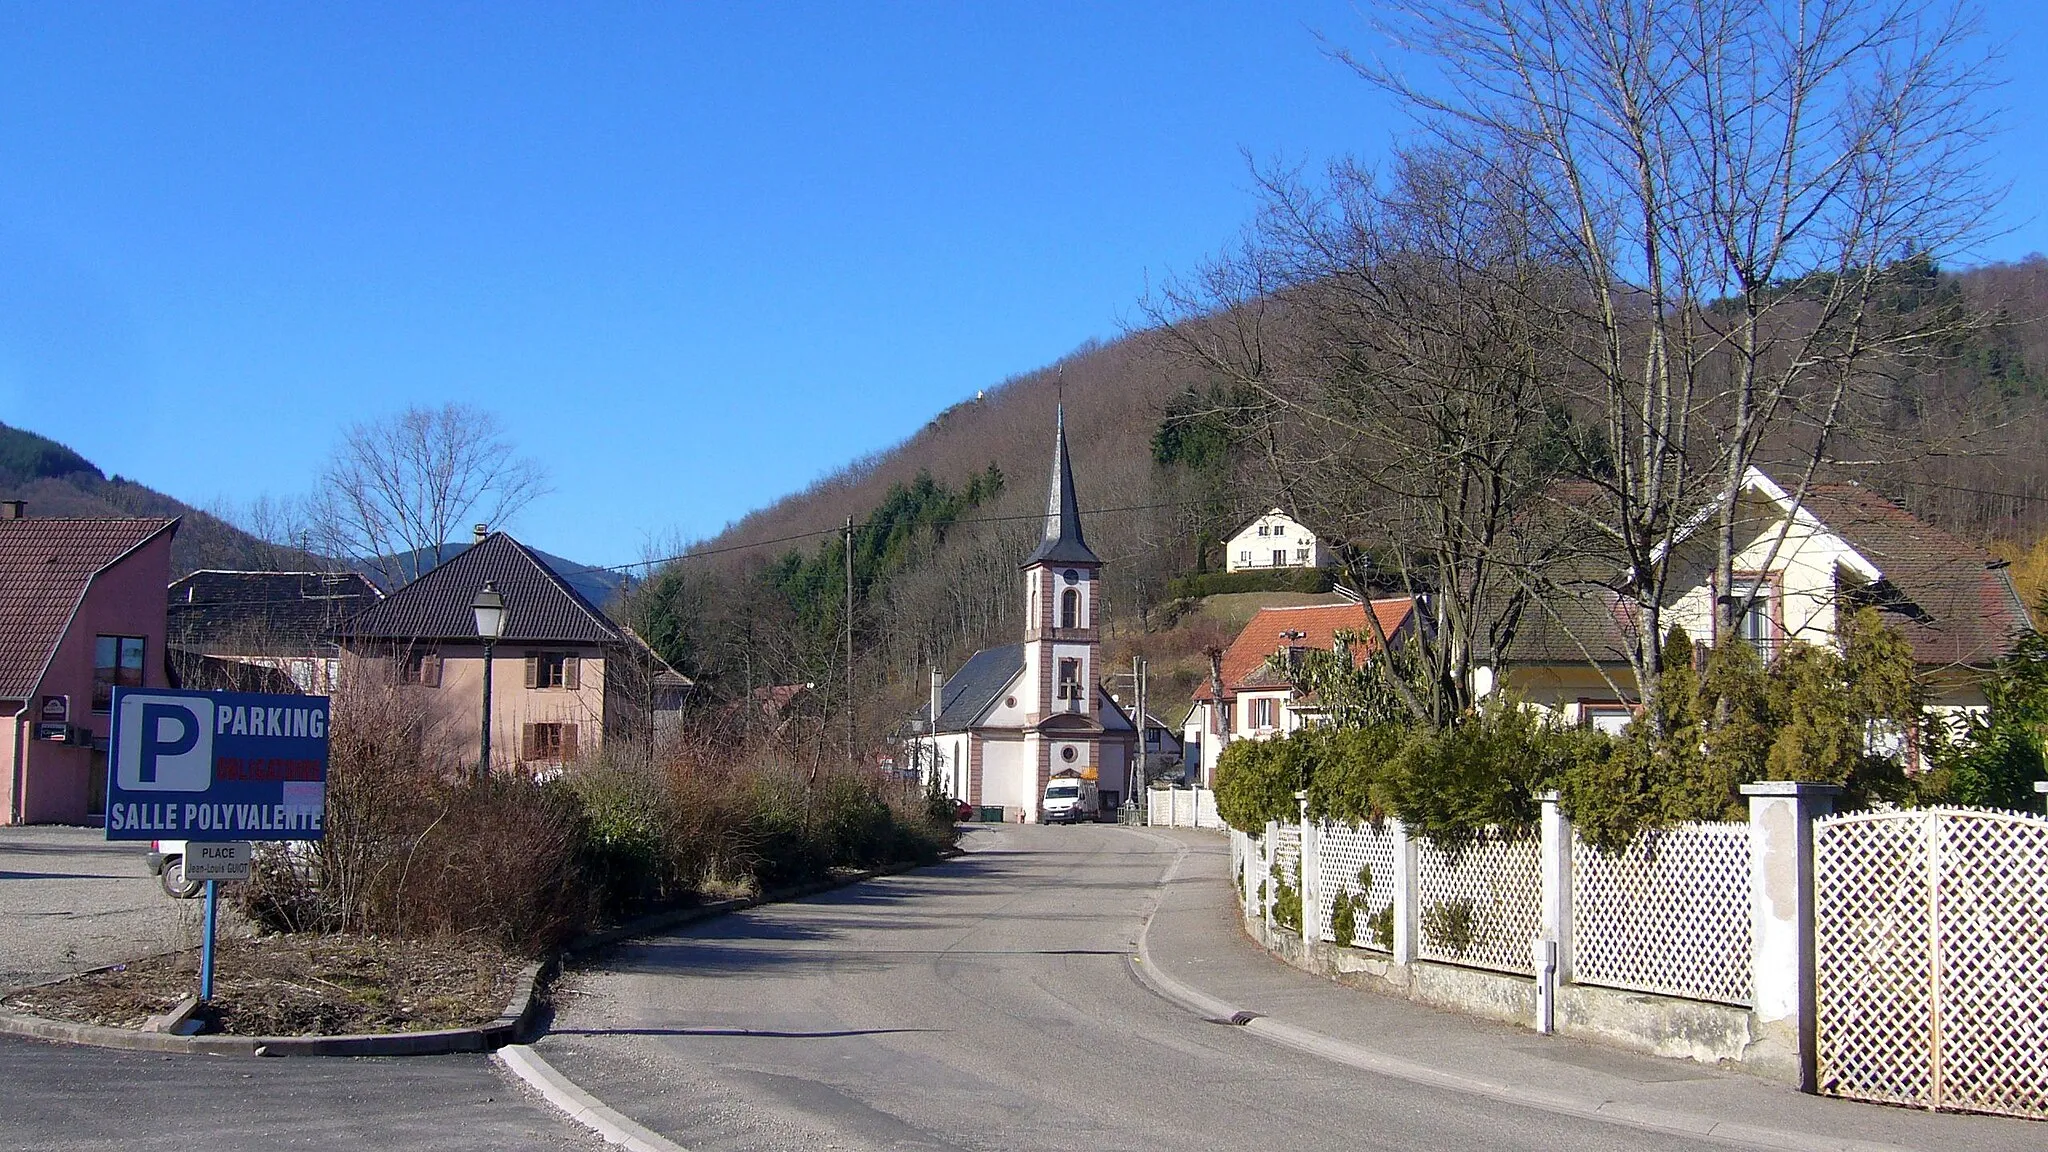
[1022,404,1100,568]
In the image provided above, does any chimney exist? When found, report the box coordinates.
[473,523,489,544]
[0,500,23,519]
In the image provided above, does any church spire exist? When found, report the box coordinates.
[1022,403,1100,568]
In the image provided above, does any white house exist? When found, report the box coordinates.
[1489,468,2032,736]
[904,408,1138,822]
[1225,509,1331,573]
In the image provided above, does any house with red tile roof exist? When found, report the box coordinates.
[1487,468,2033,734]
[0,503,179,824]
[1182,597,1419,784]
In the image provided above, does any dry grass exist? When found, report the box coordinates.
[2,934,518,1036]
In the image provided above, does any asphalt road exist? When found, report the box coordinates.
[0,825,199,990]
[537,824,1741,1152]
[0,1033,602,1151]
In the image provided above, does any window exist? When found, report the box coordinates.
[1731,576,1779,660]
[1057,658,1083,701]
[521,722,579,762]
[1251,698,1276,729]
[1580,702,1636,736]
[524,651,582,690]
[1257,525,1269,536]
[92,635,145,712]
[1272,549,1287,568]
[1060,588,1081,629]
[1239,550,1251,564]
[1295,548,1310,563]
[401,649,442,687]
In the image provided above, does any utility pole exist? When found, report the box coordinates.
[845,515,855,768]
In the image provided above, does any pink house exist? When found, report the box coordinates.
[0,504,178,824]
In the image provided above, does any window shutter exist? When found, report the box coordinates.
[524,653,539,689]
[564,654,581,691]
[562,724,578,762]
[423,653,441,688]
[521,723,536,760]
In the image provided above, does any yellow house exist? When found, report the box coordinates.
[1491,469,2031,733]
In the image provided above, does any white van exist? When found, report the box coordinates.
[1041,775,1100,824]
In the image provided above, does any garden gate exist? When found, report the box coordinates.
[1813,807,2048,1118]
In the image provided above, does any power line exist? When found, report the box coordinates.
[572,498,1201,577]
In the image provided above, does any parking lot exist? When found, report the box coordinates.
[0,825,198,991]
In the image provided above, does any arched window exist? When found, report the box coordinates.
[1060,588,1081,629]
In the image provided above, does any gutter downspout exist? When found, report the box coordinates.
[10,704,26,825]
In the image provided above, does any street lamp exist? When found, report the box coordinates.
[472,581,507,778]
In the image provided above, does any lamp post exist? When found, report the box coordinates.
[472,581,506,779]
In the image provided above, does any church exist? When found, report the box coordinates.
[907,407,1136,823]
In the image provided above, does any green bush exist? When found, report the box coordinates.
[1269,861,1302,933]
[1422,898,1476,955]
[1330,892,1357,947]
[1167,567,1335,599]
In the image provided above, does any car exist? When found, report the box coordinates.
[954,799,975,822]
[146,839,201,899]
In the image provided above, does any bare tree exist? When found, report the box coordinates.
[313,404,551,587]
[1346,0,2001,721]
[1147,146,1580,725]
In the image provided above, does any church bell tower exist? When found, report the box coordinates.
[1019,405,1103,809]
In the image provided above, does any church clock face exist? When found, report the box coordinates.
[1062,569,1079,584]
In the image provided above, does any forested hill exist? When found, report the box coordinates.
[694,257,2048,573]
[0,422,309,576]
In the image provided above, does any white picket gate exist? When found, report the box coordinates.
[1814,807,2048,1118]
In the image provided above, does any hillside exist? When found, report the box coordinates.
[622,257,2048,733]
[0,423,625,606]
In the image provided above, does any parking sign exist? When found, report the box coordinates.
[104,687,329,842]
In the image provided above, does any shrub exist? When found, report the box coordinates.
[1422,898,1476,955]
[1167,567,1334,600]
[1330,891,1357,947]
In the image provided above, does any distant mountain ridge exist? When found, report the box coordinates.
[0,422,622,606]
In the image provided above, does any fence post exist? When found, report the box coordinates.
[1390,817,1419,966]
[1297,792,1320,943]
[1538,792,1574,984]
[1263,820,1279,932]
[1742,781,1841,1094]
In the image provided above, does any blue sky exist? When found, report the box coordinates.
[0,2,2043,566]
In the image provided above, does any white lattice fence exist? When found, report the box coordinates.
[1572,823,1751,1006]
[1416,835,1542,974]
[1816,807,2048,1119]
[1147,788,1170,826]
[1271,824,1301,884]
[1172,788,1196,826]
[1314,821,1398,949]
[1196,789,1219,828]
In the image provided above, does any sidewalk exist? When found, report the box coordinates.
[1135,828,2043,1152]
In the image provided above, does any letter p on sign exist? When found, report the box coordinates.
[116,694,214,792]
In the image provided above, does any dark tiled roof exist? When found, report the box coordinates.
[922,643,1025,732]
[168,571,382,656]
[0,517,178,700]
[340,533,623,645]
[168,648,304,695]
[1022,407,1100,568]
[1802,484,2030,667]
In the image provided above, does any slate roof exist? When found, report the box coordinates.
[1193,599,1416,702]
[1801,484,2030,667]
[0,517,179,700]
[920,643,1025,733]
[340,532,624,645]
[168,570,383,656]
[1022,406,1100,568]
[1492,480,2032,669]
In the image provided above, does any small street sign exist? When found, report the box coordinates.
[183,841,252,882]
[38,694,68,723]
[34,722,67,743]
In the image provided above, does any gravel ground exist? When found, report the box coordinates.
[0,825,218,991]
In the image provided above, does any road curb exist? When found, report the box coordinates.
[0,845,959,1059]
[1125,827,1920,1152]
[496,1043,691,1152]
